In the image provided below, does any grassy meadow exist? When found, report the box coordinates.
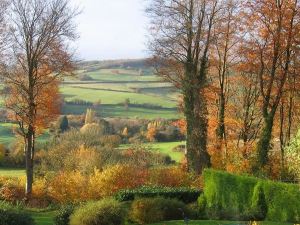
[0,62,180,146]
[0,168,25,177]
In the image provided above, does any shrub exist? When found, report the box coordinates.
[0,177,25,203]
[202,169,300,223]
[69,199,126,225]
[197,194,207,218]
[88,164,148,197]
[0,209,34,225]
[48,171,88,203]
[0,201,34,225]
[115,186,201,203]
[129,197,187,224]
[250,182,268,220]
[54,204,76,225]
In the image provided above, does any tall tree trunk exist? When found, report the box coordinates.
[216,92,226,155]
[25,125,34,198]
[184,63,211,174]
[256,113,275,167]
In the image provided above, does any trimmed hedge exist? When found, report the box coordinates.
[115,186,201,203]
[129,197,188,224]
[69,198,126,225]
[201,169,300,223]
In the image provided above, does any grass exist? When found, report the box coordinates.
[149,221,294,225]
[86,69,161,82]
[29,210,56,225]
[0,123,16,145]
[0,168,25,177]
[61,86,177,107]
[150,142,185,162]
[62,104,180,119]
[0,122,50,146]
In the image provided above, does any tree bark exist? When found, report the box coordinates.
[25,125,34,198]
[256,113,275,167]
[184,60,211,174]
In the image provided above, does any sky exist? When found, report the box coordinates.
[71,0,150,61]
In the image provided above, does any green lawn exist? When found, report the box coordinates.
[149,220,293,225]
[0,168,25,177]
[62,104,179,119]
[29,210,56,225]
[121,142,185,162]
[150,142,185,162]
[61,86,177,107]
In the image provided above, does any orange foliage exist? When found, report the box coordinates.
[5,68,61,134]
[48,171,88,203]
[147,166,193,187]
[90,165,148,197]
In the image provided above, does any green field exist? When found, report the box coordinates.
[30,210,56,225]
[0,123,50,146]
[0,168,25,177]
[149,142,185,162]
[62,104,179,119]
[121,141,185,162]
[0,123,16,145]
[61,86,176,107]
[60,65,179,119]
[0,63,181,146]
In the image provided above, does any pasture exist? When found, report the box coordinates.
[0,123,50,146]
[60,65,179,119]
[0,168,25,177]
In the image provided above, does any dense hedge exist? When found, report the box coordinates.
[115,186,201,203]
[202,169,300,223]
[129,197,188,224]
[69,198,126,225]
[54,204,76,225]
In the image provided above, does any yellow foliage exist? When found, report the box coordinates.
[48,171,88,203]
[90,164,148,197]
[147,166,192,187]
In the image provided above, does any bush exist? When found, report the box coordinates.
[250,182,268,220]
[69,198,126,225]
[0,201,34,225]
[54,204,76,225]
[115,186,201,203]
[197,194,207,219]
[202,169,300,223]
[129,197,188,224]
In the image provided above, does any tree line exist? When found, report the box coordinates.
[148,0,300,175]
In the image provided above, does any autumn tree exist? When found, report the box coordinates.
[3,0,78,197]
[242,0,300,167]
[148,0,220,174]
[210,0,239,153]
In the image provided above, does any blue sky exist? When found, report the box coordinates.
[71,0,150,60]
